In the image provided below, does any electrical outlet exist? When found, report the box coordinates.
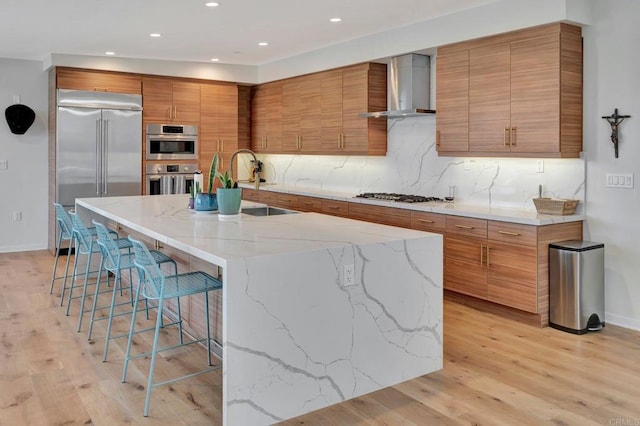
[606,173,634,188]
[536,160,544,173]
[344,264,355,286]
[13,211,22,221]
[464,159,471,170]
[0,160,7,170]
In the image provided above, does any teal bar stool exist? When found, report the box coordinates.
[123,236,222,417]
[91,221,178,362]
[49,203,116,303]
[67,211,132,332]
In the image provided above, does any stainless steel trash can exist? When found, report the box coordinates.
[549,240,605,334]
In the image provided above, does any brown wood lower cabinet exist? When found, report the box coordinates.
[347,203,410,228]
[445,235,488,299]
[296,195,323,212]
[444,216,582,325]
[321,199,349,217]
[241,187,260,202]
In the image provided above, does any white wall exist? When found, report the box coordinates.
[0,58,48,252]
[582,0,640,330]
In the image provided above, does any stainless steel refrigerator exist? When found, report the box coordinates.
[56,89,142,209]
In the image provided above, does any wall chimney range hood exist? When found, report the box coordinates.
[360,53,434,118]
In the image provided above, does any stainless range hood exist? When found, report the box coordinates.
[359,53,435,118]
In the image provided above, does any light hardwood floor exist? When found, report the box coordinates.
[2,250,639,425]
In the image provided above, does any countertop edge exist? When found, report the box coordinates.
[239,184,584,226]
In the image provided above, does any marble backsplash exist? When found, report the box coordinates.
[239,116,585,212]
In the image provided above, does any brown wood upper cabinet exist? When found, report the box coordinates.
[251,81,283,153]
[56,68,141,94]
[251,62,387,155]
[282,74,322,153]
[200,82,240,174]
[436,23,582,158]
[143,77,200,123]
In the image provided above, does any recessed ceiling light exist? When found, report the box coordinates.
[105,51,115,55]
[150,33,161,38]
[258,42,268,46]
[330,17,342,22]
[205,2,220,6]
[211,58,220,62]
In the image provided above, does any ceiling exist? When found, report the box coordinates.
[0,0,499,66]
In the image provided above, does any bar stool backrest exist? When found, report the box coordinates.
[92,220,120,270]
[128,236,165,300]
[68,212,93,254]
[53,203,73,240]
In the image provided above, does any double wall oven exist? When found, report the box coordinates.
[145,124,199,195]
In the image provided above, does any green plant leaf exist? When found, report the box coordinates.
[208,153,219,193]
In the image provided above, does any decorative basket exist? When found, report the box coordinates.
[533,198,579,215]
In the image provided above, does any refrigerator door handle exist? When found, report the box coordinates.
[103,119,109,195]
[96,118,101,195]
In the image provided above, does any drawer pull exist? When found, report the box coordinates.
[498,230,521,236]
[480,243,484,266]
[455,224,474,229]
[418,219,435,224]
[328,206,340,209]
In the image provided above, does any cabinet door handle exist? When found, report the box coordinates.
[486,245,491,266]
[436,129,441,148]
[418,219,435,224]
[328,205,339,209]
[263,136,267,149]
[341,133,345,149]
[174,105,177,119]
[337,134,341,149]
[220,139,224,152]
[504,127,509,147]
[480,243,484,266]
[511,127,516,146]
[498,230,521,236]
[455,224,474,229]
[169,106,173,120]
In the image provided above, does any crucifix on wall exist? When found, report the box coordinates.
[602,108,631,158]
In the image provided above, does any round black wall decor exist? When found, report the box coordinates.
[5,104,36,135]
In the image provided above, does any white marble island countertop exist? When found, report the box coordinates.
[76,194,438,267]
[76,194,443,425]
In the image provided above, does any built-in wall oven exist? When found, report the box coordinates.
[146,124,198,160]
[146,163,197,195]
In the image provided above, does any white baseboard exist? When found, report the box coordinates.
[0,244,48,254]
[605,312,640,332]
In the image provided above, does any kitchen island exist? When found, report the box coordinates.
[76,194,443,425]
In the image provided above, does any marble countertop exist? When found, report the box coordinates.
[76,194,439,267]
[240,183,585,225]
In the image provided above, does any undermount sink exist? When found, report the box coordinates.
[241,206,299,216]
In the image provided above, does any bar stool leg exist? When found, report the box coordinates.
[103,265,123,362]
[61,238,80,307]
[87,256,106,341]
[205,291,212,366]
[49,228,64,294]
[67,250,92,316]
[122,273,144,383]
[144,295,166,417]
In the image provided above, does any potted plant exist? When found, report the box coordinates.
[216,164,243,216]
[194,154,219,212]
[188,180,201,209]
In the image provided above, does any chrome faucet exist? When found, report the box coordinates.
[230,149,260,190]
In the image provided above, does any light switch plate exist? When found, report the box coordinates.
[606,173,634,188]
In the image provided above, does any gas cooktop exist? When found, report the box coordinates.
[354,193,453,203]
